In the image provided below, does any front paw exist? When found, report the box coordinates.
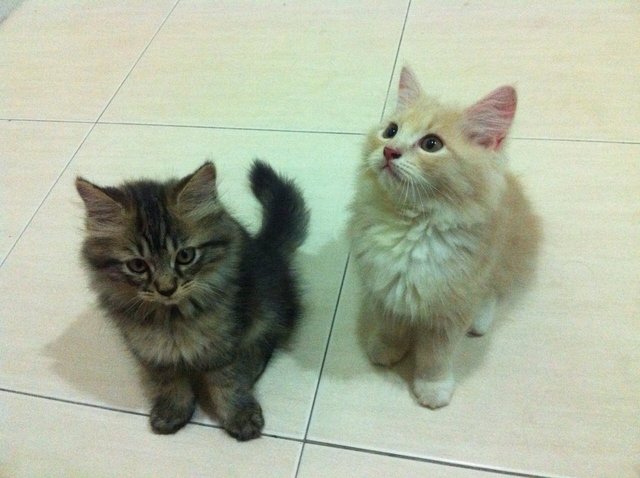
[413,376,455,409]
[223,399,264,441]
[150,397,196,434]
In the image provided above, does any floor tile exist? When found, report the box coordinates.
[297,445,506,478]
[0,120,91,262]
[3,2,638,475]
[0,0,177,121]
[0,123,359,439]
[1,392,301,477]
[101,0,408,132]
[394,1,640,142]
[307,140,640,477]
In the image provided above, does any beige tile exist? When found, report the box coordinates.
[0,120,91,261]
[307,141,640,477]
[394,1,640,142]
[0,392,301,477]
[298,445,506,478]
[0,123,359,439]
[101,0,408,132]
[0,0,177,121]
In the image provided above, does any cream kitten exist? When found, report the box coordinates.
[348,67,540,409]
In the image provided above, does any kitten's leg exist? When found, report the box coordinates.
[468,295,497,337]
[208,365,264,441]
[365,302,411,367]
[147,368,196,434]
[413,324,464,409]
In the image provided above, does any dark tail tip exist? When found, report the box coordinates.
[250,160,309,255]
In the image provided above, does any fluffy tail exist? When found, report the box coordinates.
[249,160,309,256]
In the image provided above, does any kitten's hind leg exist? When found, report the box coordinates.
[147,368,196,434]
[365,303,411,367]
[468,295,497,337]
[208,365,264,441]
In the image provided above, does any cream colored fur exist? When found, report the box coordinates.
[348,67,540,408]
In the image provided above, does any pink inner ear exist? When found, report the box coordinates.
[397,66,423,111]
[463,86,517,150]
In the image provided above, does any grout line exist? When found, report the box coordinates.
[294,254,351,478]
[301,254,351,440]
[510,136,640,145]
[379,0,412,121]
[302,440,554,478]
[1,121,639,146]
[0,387,151,419]
[0,118,95,125]
[0,0,180,264]
[97,120,366,137]
[0,122,97,270]
[94,0,182,123]
[0,117,366,136]
[1,386,555,477]
[0,387,301,443]
[0,1,181,271]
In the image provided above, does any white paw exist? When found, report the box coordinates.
[366,340,407,367]
[413,376,455,409]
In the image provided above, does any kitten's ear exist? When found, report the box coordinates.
[76,178,124,226]
[176,162,218,216]
[396,66,423,111]
[462,86,517,150]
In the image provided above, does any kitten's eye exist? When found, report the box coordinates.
[419,134,444,153]
[176,247,196,265]
[126,258,148,274]
[382,122,398,139]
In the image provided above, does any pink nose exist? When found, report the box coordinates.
[383,146,402,162]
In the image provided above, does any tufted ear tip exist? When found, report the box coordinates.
[75,176,125,229]
[75,176,94,200]
[176,161,219,215]
[195,161,217,181]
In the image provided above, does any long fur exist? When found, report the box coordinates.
[76,160,309,440]
[250,159,310,255]
[348,67,540,409]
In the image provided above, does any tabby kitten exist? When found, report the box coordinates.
[76,160,309,440]
[348,67,540,408]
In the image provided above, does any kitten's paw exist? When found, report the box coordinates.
[150,397,196,434]
[468,297,496,337]
[413,376,455,409]
[467,325,488,337]
[224,400,264,442]
[366,339,408,367]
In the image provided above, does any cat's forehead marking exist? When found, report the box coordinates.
[166,239,177,255]
[129,182,177,254]
[135,240,150,257]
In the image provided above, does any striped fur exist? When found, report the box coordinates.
[76,160,309,441]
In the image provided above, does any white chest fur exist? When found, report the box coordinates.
[350,208,480,320]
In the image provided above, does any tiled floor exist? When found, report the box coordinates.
[1,2,638,477]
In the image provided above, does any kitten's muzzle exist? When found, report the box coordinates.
[383,146,402,163]
[155,279,178,297]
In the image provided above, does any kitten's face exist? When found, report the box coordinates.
[97,216,227,308]
[77,163,237,312]
[363,67,516,210]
